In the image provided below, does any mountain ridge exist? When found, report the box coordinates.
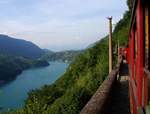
[0,35,44,59]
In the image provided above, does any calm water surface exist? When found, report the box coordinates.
[0,61,68,111]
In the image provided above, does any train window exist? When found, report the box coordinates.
[144,6,149,69]
[134,22,137,82]
[144,5,150,104]
[133,20,137,60]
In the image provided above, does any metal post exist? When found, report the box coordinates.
[108,17,113,73]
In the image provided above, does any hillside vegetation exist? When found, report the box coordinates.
[8,1,131,114]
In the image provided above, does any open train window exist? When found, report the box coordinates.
[144,6,150,70]
[133,19,137,82]
[133,21,137,60]
[144,4,150,105]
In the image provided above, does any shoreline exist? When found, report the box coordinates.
[0,63,50,88]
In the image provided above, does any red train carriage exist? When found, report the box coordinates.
[126,0,150,113]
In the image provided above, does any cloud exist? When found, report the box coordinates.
[0,0,128,51]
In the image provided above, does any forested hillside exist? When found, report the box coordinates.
[8,1,131,114]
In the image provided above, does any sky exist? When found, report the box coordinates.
[0,0,128,51]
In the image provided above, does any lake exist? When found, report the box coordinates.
[0,61,68,111]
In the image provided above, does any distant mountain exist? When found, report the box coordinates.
[41,50,83,62]
[0,35,44,59]
[43,49,54,54]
